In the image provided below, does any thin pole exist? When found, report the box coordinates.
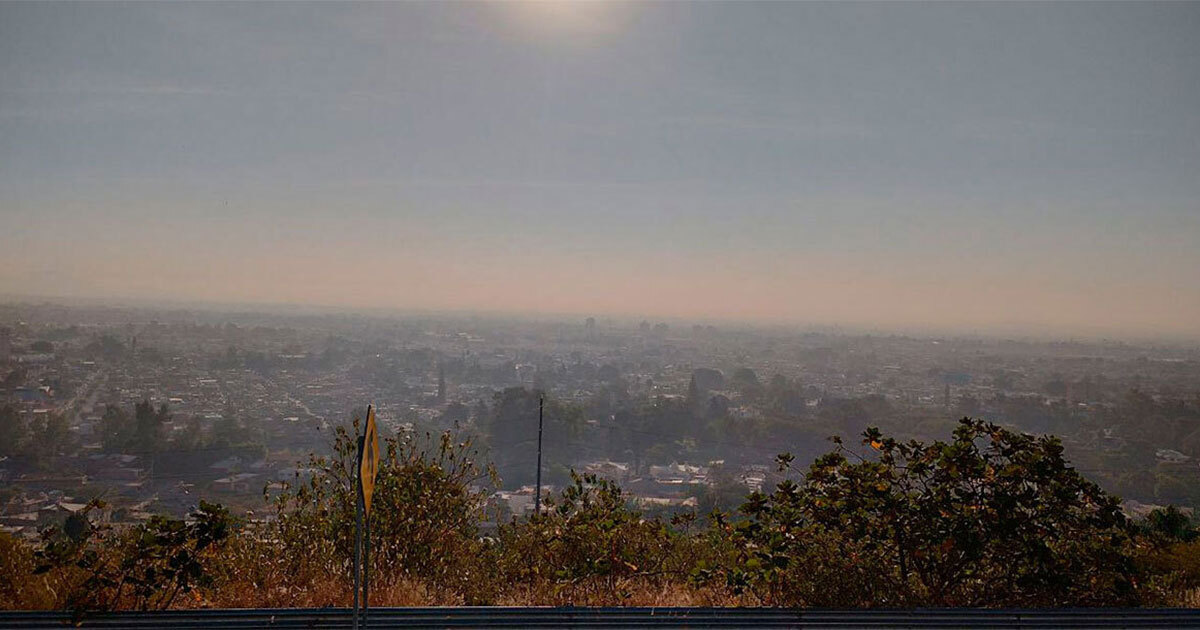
[534,394,544,516]
[363,499,370,629]
[352,436,364,630]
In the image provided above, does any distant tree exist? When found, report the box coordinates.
[706,393,731,420]
[691,368,724,392]
[170,418,205,452]
[29,413,71,467]
[481,388,582,487]
[597,364,619,382]
[3,368,26,389]
[0,405,28,458]
[766,375,806,416]
[100,405,134,453]
[1154,473,1199,506]
[133,400,168,456]
[29,341,53,353]
[1143,506,1198,543]
[210,414,248,449]
[1044,375,1068,397]
[731,368,763,403]
[85,335,126,360]
[685,375,703,415]
[731,368,759,387]
[438,401,470,426]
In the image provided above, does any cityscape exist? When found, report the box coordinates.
[3,0,1199,616]
[3,300,1197,537]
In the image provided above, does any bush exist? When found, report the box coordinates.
[262,422,496,604]
[32,500,234,612]
[6,416,1195,610]
[714,418,1141,606]
[495,472,718,605]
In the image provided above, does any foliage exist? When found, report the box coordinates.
[32,500,234,611]
[1141,506,1198,543]
[717,418,1139,606]
[1,405,71,469]
[0,532,56,609]
[99,399,169,457]
[496,472,712,605]
[480,388,582,486]
[265,419,496,604]
[6,416,1199,610]
[0,405,28,458]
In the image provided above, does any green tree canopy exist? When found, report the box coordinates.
[727,418,1138,607]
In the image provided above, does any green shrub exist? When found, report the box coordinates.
[32,500,234,612]
[267,422,497,603]
[713,418,1141,607]
[495,472,714,604]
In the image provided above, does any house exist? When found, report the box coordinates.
[213,472,260,494]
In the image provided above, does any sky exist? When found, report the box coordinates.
[2,2,1199,339]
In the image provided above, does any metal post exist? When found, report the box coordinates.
[352,435,364,630]
[363,500,370,629]
[534,394,544,516]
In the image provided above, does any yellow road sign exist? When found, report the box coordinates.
[359,405,380,515]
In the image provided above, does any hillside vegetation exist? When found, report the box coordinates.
[3,418,1199,610]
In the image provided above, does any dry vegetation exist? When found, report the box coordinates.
[3,419,1200,611]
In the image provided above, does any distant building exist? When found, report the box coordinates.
[1156,449,1191,464]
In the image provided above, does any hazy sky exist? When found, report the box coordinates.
[2,2,1198,338]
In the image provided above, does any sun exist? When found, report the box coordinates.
[506,0,630,40]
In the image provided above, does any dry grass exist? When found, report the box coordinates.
[195,573,738,609]
[1168,588,1200,608]
[492,581,746,607]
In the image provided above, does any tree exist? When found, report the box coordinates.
[685,375,703,415]
[133,400,168,457]
[28,413,72,468]
[0,406,27,458]
[730,368,763,402]
[210,415,246,449]
[725,418,1139,606]
[169,418,205,452]
[731,367,759,387]
[1143,506,1198,543]
[100,405,134,453]
[3,368,26,390]
[480,388,582,487]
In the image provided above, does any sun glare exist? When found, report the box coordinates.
[507,0,629,40]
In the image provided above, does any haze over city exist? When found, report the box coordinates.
[3,1,1199,337]
[8,1,1200,618]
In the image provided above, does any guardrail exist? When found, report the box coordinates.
[2,607,1199,629]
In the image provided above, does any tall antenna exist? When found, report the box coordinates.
[534,393,544,517]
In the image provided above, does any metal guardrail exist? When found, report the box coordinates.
[1,607,1199,629]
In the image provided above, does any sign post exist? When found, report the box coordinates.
[352,405,379,630]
